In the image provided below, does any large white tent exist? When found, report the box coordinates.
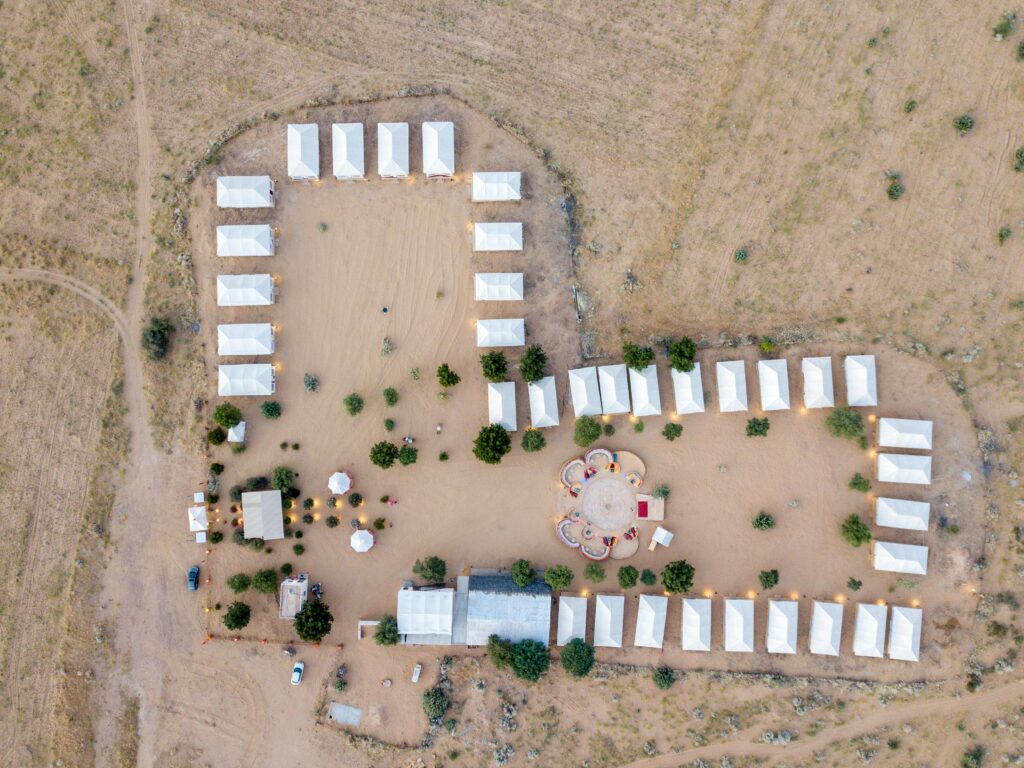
[187,505,208,532]
[766,600,799,654]
[474,222,523,251]
[853,603,887,658]
[877,453,932,485]
[472,171,522,202]
[332,122,365,180]
[875,497,930,531]
[809,601,843,656]
[724,598,754,653]
[888,605,922,662]
[287,123,319,180]
[629,364,662,417]
[598,364,630,414]
[487,382,517,432]
[397,587,455,645]
[716,360,748,412]
[557,595,587,646]
[528,376,559,428]
[634,594,668,649]
[241,490,284,540]
[568,367,603,416]
[873,541,929,575]
[476,318,526,347]
[681,598,712,652]
[593,594,624,648]
[216,225,274,257]
[465,575,551,646]
[474,273,524,301]
[845,354,878,407]
[218,364,275,396]
[377,122,409,178]
[217,323,275,356]
[671,365,705,415]
[802,356,835,409]
[757,359,791,411]
[878,418,933,450]
[216,176,274,208]
[216,274,274,306]
[422,121,455,177]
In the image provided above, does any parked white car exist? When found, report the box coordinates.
[290,661,305,686]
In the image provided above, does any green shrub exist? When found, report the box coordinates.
[480,351,508,382]
[292,544,305,556]
[617,565,639,589]
[1015,147,1024,172]
[652,667,676,690]
[222,602,251,631]
[652,485,670,500]
[486,634,514,669]
[954,113,975,135]
[261,400,282,419]
[375,614,399,646]
[574,416,602,447]
[510,559,535,587]
[302,498,314,511]
[758,336,774,354]
[207,427,227,446]
[373,516,386,530]
[210,531,223,544]
[209,462,225,475]
[370,441,400,469]
[436,363,461,389]
[826,407,864,440]
[252,568,278,594]
[343,393,364,415]
[212,404,243,428]
[303,373,319,392]
[293,599,333,642]
[841,514,873,547]
[397,446,418,466]
[439,451,449,461]
[662,560,695,594]
[759,569,779,589]
[667,337,697,372]
[510,639,550,681]
[413,556,447,583]
[519,344,548,383]
[848,472,871,492]
[847,577,863,591]
[640,568,657,586]
[226,573,251,593]
[752,512,775,530]
[623,342,655,371]
[633,419,644,433]
[142,317,173,360]
[383,387,399,406]
[993,12,1015,38]
[887,180,904,200]
[271,466,295,491]
[473,424,511,464]
[662,423,683,441]
[544,565,574,590]
[560,638,595,678]
[346,492,361,507]
[998,226,1012,245]
[522,429,546,452]
[325,515,339,528]
[602,423,615,436]
[584,563,606,583]
[734,248,749,263]
[746,417,770,437]
[904,99,917,114]
[961,745,985,768]
[422,687,450,721]
[384,418,395,431]
[280,563,293,576]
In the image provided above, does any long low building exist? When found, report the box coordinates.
[476,318,525,347]
[845,354,877,407]
[287,123,319,180]
[878,417,933,450]
[474,272,524,301]
[473,222,523,251]
[528,376,559,428]
[218,364,275,396]
[487,382,517,432]
[397,587,455,645]
[875,497,930,531]
[217,176,274,208]
[874,541,929,575]
[377,122,409,178]
[465,573,552,646]
[217,323,275,356]
[422,121,455,177]
[217,274,274,307]
[472,171,522,202]
[877,453,932,485]
[332,122,365,180]
[216,225,274,257]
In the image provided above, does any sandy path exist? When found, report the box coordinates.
[0,267,129,340]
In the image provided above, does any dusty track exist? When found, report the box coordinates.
[0,267,129,340]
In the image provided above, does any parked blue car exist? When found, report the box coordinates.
[187,566,200,592]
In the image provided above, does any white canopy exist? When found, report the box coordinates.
[634,594,668,649]
[557,596,587,646]
[888,605,922,662]
[875,497,930,531]
[568,367,603,416]
[473,222,523,251]
[878,418,933,450]
[241,490,284,540]
[474,273,524,301]
[652,526,674,547]
[766,600,798,655]
[845,355,878,407]
[217,323,275,356]
[528,376,559,428]
[716,360,748,412]
[216,225,274,257]
[757,359,791,411]
[350,529,374,552]
[598,364,630,414]
[877,453,932,485]
[487,381,517,432]
[681,598,711,652]
[724,599,754,652]
[187,505,208,532]
[465,585,551,646]
[809,601,843,656]
[422,121,455,177]
[629,364,662,416]
[287,123,319,180]
[332,122,365,179]
[397,588,454,642]
[216,274,274,306]
[853,603,887,658]
[472,171,522,202]
[218,364,275,396]
[476,318,525,347]
[227,420,246,443]
[874,541,929,575]
[593,594,624,647]
[671,364,705,415]
[328,471,352,495]
[802,356,835,409]
[377,122,409,178]
[217,176,274,208]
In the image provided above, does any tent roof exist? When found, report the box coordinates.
[218,364,275,397]
[528,376,559,428]
[422,121,455,176]
[716,360,749,412]
[681,598,711,651]
[652,526,673,546]
[287,123,319,179]
[217,323,275,356]
[878,418,933,450]
[853,603,887,658]
[724,599,754,652]
[671,365,705,415]
[874,541,929,575]
[465,578,551,646]
[216,274,274,306]
[473,222,523,251]
[757,359,791,411]
[593,594,624,647]
[845,354,878,407]
[629,364,662,416]
[557,595,588,646]
[568,367,603,417]
[397,588,455,638]
[350,529,374,552]
[332,122,365,179]
[328,471,352,495]
[766,600,799,655]
[809,601,843,656]
[242,490,284,540]
[487,381,517,432]
[888,605,922,662]
[875,497,930,531]
[216,176,274,208]
[634,594,668,648]
[476,318,525,347]
[226,420,246,443]
[598,364,630,414]
[802,356,835,409]
[472,171,522,202]
[474,272,524,301]
[216,225,274,257]
[187,505,208,532]
[877,453,932,485]
[377,122,409,177]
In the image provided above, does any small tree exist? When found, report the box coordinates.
[375,614,399,646]
[303,373,319,392]
[521,429,546,453]
[667,337,697,372]
[473,424,511,464]
[752,512,776,530]
[252,568,278,594]
[398,445,418,466]
[617,565,639,589]
[662,560,695,594]
[662,423,683,441]
[480,350,508,382]
[223,601,251,631]
[142,317,173,360]
[518,344,548,383]
[207,427,227,446]
[953,113,975,135]
[841,514,873,547]
[652,666,676,690]
[486,634,515,669]
[511,639,550,681]
[510,559,536,588]
[584,562,606,583]
[413,556,447,582]
[213,403,243,428]
[848,472,871,492]
[370,441,400,469]
[436,363,461,389]
[293,599,333,642]
[574,416,602,448]
[261,400,282,419]
[640,568,657,586]
[544,565,574,590]
[825,407,864,440]
[759,569,779,589]
[343,393,364,415]
[383,387,399,406]
[422,687,450,721]
[623,341,655,371]
[560,638,595,678]
[226,573,251,593]
[746,417,770,437]
[847,577,863,591]
[271,466,295,491]
[652,485,670,500]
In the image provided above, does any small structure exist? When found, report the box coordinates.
[332,123,365,180]
[873,541,929,575]
[593,594,625,648]
[487,382,517,432]
[875,497,930,531]
[724,598,754,652]
[809,601,843,656]
[287,123,319,180]
[528,376,559,428]
[397,586,455,645]
[844,354,878,407]
[465,573,552,646]
[472,171,521,202]
[377,122,409,178]
[217,323,275,356]
[474,273,524,301]
[350,529,374,553]
[473,222,523,251]
[422,121,455,177]
[227,421,246,443]
[218,364,275,397]
[568,367,603,417]
[888,605,922,662]
[716,360,748,413]
[241,489,284,540]
[216,274,274,306]
[635,493,664,522]
[878,418,933,450]
[216,176,274,208]
[681,598,711,652]
[757,359,791,411]
[187,505,208,533]
[328,471,352,495]
[476,318,525,347]
[556,595,587,646]
[633,594,668,649]
[216,225,274,257]
[766,600,798,655]
[877,453,932,485]
[279,574,309,619]
[853,603,887,658]
[648,526,673,551]
[598,364,631,414]
[802,356,835,409]
[629,364,662,417]
[670,364,705,415]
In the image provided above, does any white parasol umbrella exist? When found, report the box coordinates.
[328,471,352,495]
[187,505,209,532]
[350,529,374,553]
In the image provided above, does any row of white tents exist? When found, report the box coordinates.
[215,272,278,396]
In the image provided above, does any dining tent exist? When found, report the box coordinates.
[422,121,455,177]
[216,274,274,306]
[724,599,754,652]
[332,122,365,179]
[757,359,791,411]
[377,122,409,178]
[598,364,630,414]
[528,376,559,428]
[218,364,275,396]
[473,222,523,251]
[227,421,246,443]
[487,382,517,432]
[853,603,887,658]
[671,364,705,415]
[887,605,922,662]
[216,176,274,208]
[187,505,208,532]
[241,490,284,540]
[476,318,525,347]
[634,594,668,649]
[397,587,455,645]
[809,601,844,656]
[878,418,933,450]
[557,595,587,646]
[350,529,374,553]
[877,453,932,485]
[802,356,835,409]
[287,123,319,180]
[681,598,712,651]
[593,594,625,648]
[474,273,524,301]
[875,497,930,531]
[629,364,662,416]
[465,574,551,646]
[328,471,352,495]
[217,323,275,356]
[568,367,603,416]
[216,225,274,257]
[766,600,798,654]
[873,541,929,575]
[716,360,748,412]
[844,354,878,407]
[472,171,522,202]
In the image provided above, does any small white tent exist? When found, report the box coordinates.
[474,273,524,301]
[878,418,933,450]
[845,354,878,407]
[557,595,587,646]
[853,603,887,658]
[568,367,603,416]
[327,471,352,495]
[218,364,275,396]
[528,376,559,428]
[350,529,374,552]
[422,121,455,177]
[875,498,930,531]
[598,364,630,414]
[593,594,624,648]
[716,360,748,413]
[397,587,455,644]
[216,274,274,307]
[888,605,922,662]
[802,356,835,409]
[877,453,932,485]
[671,364,705,415]
[377,122,409,178]
[241,490,284,540]
[629,364,662,417]
[332,123,365,180]
[474,222,523,251]
[216,225,274,257]
[724,599,754,653]
[287,123,319,180]
[216,176,274,208]
[476,318,525,347]
[766,600,798,654]
[227,421,246,443]
[757,359,791,411]
[681,598,711,652]
[472,171,522,202]
[873,541,929,575]
[187,505,209,532]
[217,323,275,356]
[809,601,843,656]
[487,382,517,432]
[634,594,668,649]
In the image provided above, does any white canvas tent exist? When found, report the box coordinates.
[716,360,748,412]
[875,497,930,531]
[802,356,835,409]
[873,541,929,575]
[877,453,932,485]
[629,364,662,416]
[218,364,275,396]
[216,274,274,306]
[377,122,409,178]
[724,599,754,653]
[216,225,274,257]
[634,594,668,649]
[332,123,365,179]
[397,588,455,645]
[474,273,524,301]
[487,382,517,432]
[809,601,843,656]
[845,355,878,407]
[593,594,624,648]
[568,367,603,416]
[227,421,246,443]
[853,603,887,658]
[328,471,352,495]
[557,595,587,646]
[473,222,523,251]
[472,171,521,202]
[888,605,922,662]
[598,364,630,414]
[187,505,208,532]
[464,579,551,646]
[350,529,374,552]
[217,323,275,356]
[757,359,791,411]
[681,598,711,652]
[671,364,705,415]
[422,121,455,177]
[766,600,798,654]
[878,418,933,450]
[216,176,274,208]
[528,376,559,428]
[241,490,284,540]
[476,318,525,347]
[287,123,319,180]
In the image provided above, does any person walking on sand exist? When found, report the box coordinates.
[435,424,442,434]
